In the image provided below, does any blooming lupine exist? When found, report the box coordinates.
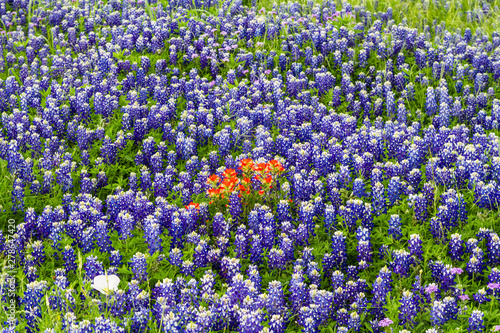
[468,310,485,332]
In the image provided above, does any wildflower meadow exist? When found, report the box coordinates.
[1,0,500,331]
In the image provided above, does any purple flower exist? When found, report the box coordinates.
[489,283,500,290]
[425,284,439,294]
[378,318,393,327]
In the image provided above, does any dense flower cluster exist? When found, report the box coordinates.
[1,0,500,331]
[203,158,286,219]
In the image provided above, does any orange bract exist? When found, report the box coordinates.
[207,174,220,184]
[239,158,255,171]
[267,159,285,172]
[223,168,237,178]
[221,177,238,190]
[207,188,220,197]
[254,163,267,172]
[186,202,200,210]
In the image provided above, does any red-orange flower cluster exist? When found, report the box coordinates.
[206,159,285,200]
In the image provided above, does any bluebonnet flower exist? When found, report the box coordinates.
[220,257,241,283]
[352,178,366,198]
[473,288,490,304]
[331,231,347,271]
[229,193,243,224]
[408,234,423,261]
[130,253,148,282]
[290,274,309,316]
[0,231,5,253]
[277,200,293,224]
[117,211,134,240]
[31,241,45,266]
[449,233,464,261]
[25,257,38,283]
[80,171,95,194]
[430,300,446,326]
[140,167,152,192]
[55,161,74,193]
[442,296,458,321]
[467,248,485,278]
[94,220,112,254]
[466,239,479,255]
[128,307,150,333]
[407,169,422,189]
[11,178,25,212]
[372,274,392,318]
[23,281,47,333]
[388,215,402,240]
[267,280,287,319]
[213,212,230,238]
[392,249,413,277]
[372,182,387,215]
[324,204,337,233]
[249,234,263,266]
[388,177,402,206]
[429,216,447,243]
[83,255,104,281]
[235,232,248,259]
[193,240,209,269]
[238,309,264,333]
[143,215,163,255]
[399,290,418,328]
[487,232,500,266]
[298,201,315,239]
[95,317,125,333]
[357,227,372,265]
[346,311,361,331]
[126,279,147,310]
[408,193,428,222]
[269,314,285,333]
[261,211,278,250]
[110,250,122,267]
[346,266,359,281]
[62,245,77,273]
[422,182,436,206]
[307,264,321,287]
[468,310,484,332]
